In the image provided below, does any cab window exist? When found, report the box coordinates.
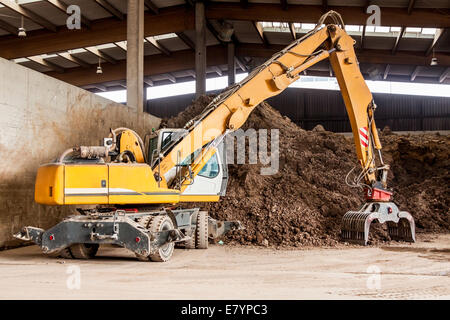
[198,153,220,178]
[181,148,201,166]
[161,132,173,151]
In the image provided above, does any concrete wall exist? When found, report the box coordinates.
[0,57,160,248]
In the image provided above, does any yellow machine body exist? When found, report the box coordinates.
[35,163,180,205]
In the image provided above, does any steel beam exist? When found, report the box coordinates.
[176,32,195,50]
[94,0,124,20]
[322,0,328,13]
[43,45,450,87]
[28,55,64,73]
[186,70,196,79]
[146,36,171,56]
[205,3,450,28]
[0,0,57,32]
[383,64,390,80]
[392,26,406,54]
[46,0,91,28]
[84,46,117,64]
[252,21,269,46]
[0,18,17,35]
[45,46,227,86]
[0,6,195,60]
[407,0,416,15]
[235,56,247,72]
[425,28,446,56]
[289,22,296,40]
[144,77,154,86]
[56,52,90,68]
[195,1,206,97]
[114,41,127,52]
[410,66,420,81]
[212,66,223,76]
[227,42,235,85]
[234,43,450,67]
[361,25,366,49]
[439,67,450,83]
[144,0,159,14]
[166,73,176,83]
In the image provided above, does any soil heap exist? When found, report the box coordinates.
[162,95,449,246]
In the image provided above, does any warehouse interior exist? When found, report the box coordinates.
[0,0,448,300]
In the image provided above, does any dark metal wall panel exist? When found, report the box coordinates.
[146,87,450,132]
[147,94,195,118]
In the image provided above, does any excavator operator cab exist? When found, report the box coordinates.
[145,128,229,198]
[146,128,188,166]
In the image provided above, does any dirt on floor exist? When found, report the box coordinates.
[162,95,450,247]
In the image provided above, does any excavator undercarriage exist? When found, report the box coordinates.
[15,208,242,261]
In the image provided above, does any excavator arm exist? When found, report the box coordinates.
[151,11,415,245]
[156,12,385,198]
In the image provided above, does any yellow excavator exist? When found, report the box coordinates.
[14,11,415,261]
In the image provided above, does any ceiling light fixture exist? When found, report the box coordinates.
[18,16,26,37]
[430,49,438,66]
[96,58,103,74]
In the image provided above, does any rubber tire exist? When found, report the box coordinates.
[44,251,62,258]
[195,211,209,249]
[185,227,196,249]
[69,243,99,259]
[58,247,74,259]
[149,215,175,262]
[184,213,197,249]
[135,252,150,261]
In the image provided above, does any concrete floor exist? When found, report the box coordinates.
[0,234,448,300]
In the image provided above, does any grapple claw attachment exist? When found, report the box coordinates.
[341,202,415,245]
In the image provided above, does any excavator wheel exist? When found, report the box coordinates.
[185,229,196,249]
[195,211,209,249]
[55,247,74,259]
[44,251,63,258]
[137,215,175,262]
[184,212,198,249]
[42,247,73,259]
[69,243,99,259]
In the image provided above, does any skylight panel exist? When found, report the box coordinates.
[422,28,437,35]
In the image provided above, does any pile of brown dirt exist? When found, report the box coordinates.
[382,133,449,232]
[164,95,449,246]
[160,95,212,129]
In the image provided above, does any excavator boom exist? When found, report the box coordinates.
[157,13,380,191]
[151,11,415,244]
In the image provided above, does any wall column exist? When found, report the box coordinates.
[126,0,144,112]
[227,42,235,86]
[195,1,206,98]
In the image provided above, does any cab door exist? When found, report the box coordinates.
[181,141,228,200]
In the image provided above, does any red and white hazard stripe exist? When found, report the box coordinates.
[359,127,369,148]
